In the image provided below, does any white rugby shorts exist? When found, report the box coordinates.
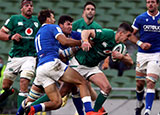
[136,52,160,76]
[3,56,36,81]
[69,57,103,79]
[33,59,68,88]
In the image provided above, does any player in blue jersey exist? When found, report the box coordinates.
[17,9,105,115]
[129,0,160,115]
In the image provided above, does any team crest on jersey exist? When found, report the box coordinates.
[18,22,23,26]
[158,18,160,24]
[34,22,39,28]
[25,28,33,35]
[146,18,149,22]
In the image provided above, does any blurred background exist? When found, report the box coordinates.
[0,0,159,114]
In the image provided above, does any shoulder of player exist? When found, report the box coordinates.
[10,14,21,19]
[91,21,102,28]
[136,11,148,19]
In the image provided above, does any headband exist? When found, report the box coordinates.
[21,0,32,8]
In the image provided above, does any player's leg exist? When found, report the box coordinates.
[135,71,145,115]
[89,72,111,113]
[0,57,18,102]
[26,83,62,115]
[17,84,43,115]
[70,84,84,115]
[0,79,14,102]
[18,57,36,108]
[144,61,160,115]
[60,67,105,115]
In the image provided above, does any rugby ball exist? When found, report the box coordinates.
[111,43,127,62]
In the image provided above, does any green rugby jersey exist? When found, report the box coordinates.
[72,18,102,32]
[4,14,40,57]
[75,29,118,67]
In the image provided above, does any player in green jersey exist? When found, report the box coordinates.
[72,1,102,32]
[72,2,103,114]
[0,0,40,109]
[59,22,134,115]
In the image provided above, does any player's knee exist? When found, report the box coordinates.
[146,76,157,89]
[102,84,112,94]
[2,79,13,89]
[136,80,145,90]
[50,98,62,109]
[20,78,30,92]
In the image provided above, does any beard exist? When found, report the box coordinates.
[87,15,93,20]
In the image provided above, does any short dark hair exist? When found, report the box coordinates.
[83,1,96,10]
[117,22,133,33]
[58,15,73,25]
[21,0,32,8]
[38,9,54,25]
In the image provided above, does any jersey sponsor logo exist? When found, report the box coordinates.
[34,22,39,28]
[18,22,23,26]
[143,25,160,32]
[25,28,33,35]
[56,27,62,33]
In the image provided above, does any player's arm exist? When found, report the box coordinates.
[59,46,80,60]
[0,26,22,42]
[57,34,81,47]
[81,29,96,51]
[112,51,133,66]
[129,29,151,50]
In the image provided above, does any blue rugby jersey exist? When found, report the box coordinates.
[35,24,63,67]
[132,11,160,53]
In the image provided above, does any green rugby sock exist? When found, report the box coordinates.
[17,94,27,109]
[94,92,107,112]
[31,94,49,106]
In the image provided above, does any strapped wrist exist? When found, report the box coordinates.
[8,34,13,40]
[81,39,88,44]
[136,40,143,46]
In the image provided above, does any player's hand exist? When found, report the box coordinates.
[11,33,22,42]
[140,42,151,50]
[112,51,123,60]
[81,41,91,52]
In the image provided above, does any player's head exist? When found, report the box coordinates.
[115,22,133,43]
[21,0,33,17]
[146,0,159,13]
[83,1,96,20]
[38,9,55,25]
[58,15,73,35]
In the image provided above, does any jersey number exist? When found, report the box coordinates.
[35,34,42,53]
